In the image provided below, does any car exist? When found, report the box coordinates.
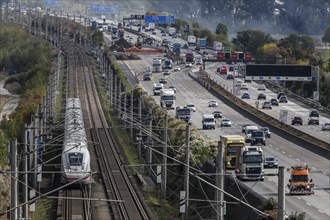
[257,93,267,100]
[308,117,319,125]
[212,110,223,118]
[220,118,232,127]
[163,69,171,75]
[262,101,272,109]
[240,83,248,90]
[235,80,243,87]
[152,31,156,35]
[291,116,303,125]
[162,32,166,36]
[258,84,266,91]
[264,156,278,168]
[241,124,252,133]
[168,85,176,93]
[277,92,285,100]
[270,98,279,106]
[203,51,208,55]
[322,123,330,131]
[244,79,252,83]
[309,110,319,117]
[219,65,227,74]
[278,96,288,103]
[143,73,151,81]
[173,66,181,71]
[241,92,250,99]
[159,77,167,84]
[185,62,193,67]
[186,103,196,112]
[260,127,271,138]
[208,100,219,107]
[227,74,234,80]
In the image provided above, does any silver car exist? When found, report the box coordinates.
[220,118,232,127]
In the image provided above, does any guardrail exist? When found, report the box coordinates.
[264,81,330,115]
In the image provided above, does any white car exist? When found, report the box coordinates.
[220,118,232,127]
[235,80,243,87]
[240,83,249,90]
[258,84,266,91]
[185,62,193,67]
[173,66,181,71]
[322,123,330,131]
[208,100,219,107]
[186,103,196,112]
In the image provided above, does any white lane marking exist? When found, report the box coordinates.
[306,202,311,206]
[312,167,316,170]
[318,210,324,213]
[269,144,272,147]
[289,155,293,157]
[296,196,301,200]
[296,158,300,161]
[275,147,279,150]
[267,178,272,182]
[281,151,286,154]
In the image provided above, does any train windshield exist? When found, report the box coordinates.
[69,153,84,166]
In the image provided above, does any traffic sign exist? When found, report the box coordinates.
[90,4,119,14]
[144,15,175,23]
[217,52,224,61]
[44,0,62,7]
[131,14,144,20]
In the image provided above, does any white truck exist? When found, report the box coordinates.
[168,27,176,36]
[176,107,192,124]
[235,146,264,181]
[213,41,223,51]
[146,23,155,31]
[153,83,164,96]
[160,89,176,109]
[202,114,216,129]
[187,35,196,46]
[195,55,203,65]
[152,58,162,72]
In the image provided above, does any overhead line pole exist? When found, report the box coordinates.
[161,113,168,198]
[183,125,190,220]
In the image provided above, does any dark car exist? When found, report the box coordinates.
[159,78,167,84]
[227,74,234,80]
[257,93,267,100]
[212,110,223,118]
[309,110,319,117]
[277,92,285,100]
[241,92,250,99]
[278,96,288,103]
[291,116,303,125]
[308,117,319,125]
[143,72,151,81]
[251,130,266,146]
[270,98,279,106]
[264,156,278,168]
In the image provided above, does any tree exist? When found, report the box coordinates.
[215,23,228,36]
[322,25,330,44]
[232,29,274,55]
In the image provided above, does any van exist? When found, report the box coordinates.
[202,114,216,129]
[251,130,266,146]
[244,126,259,143]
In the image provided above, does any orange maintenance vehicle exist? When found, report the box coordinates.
[287,164,314,195]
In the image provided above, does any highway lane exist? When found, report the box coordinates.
[204,62,330,144]
[121,56,329,219]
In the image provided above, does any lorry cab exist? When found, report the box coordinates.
[202,114,216,129]
[288,164,314,195]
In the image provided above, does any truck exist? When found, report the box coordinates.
[196,38,207,49]
[172,42,181,53]
[164,59,173,69]
[176,107,192,124]
[153,83,164,95]
[287,164,314,195]
[235,146,264,181]
[160,89,176,109]
[213,41,223,51]
[152,58,162,72]
[187,35,196,46]
[202,114,216,130]
[195,55,203,65]
[146,23,155,32]
[185,51,195,64]
[220,135,245,169]
[168,27,176,36]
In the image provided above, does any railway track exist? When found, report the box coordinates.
[73,42,150,219]
[57,39,91,220]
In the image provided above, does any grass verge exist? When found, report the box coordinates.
[30,198,52,219]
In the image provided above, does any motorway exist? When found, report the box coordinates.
[118,52,330,219]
